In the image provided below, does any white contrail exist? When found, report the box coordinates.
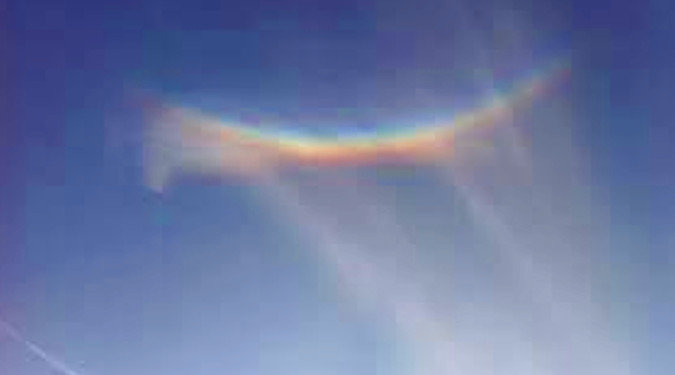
[0,319,85,375]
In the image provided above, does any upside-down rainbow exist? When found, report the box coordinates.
[143,63,569,191]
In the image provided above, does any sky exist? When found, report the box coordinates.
[1,0,674,374]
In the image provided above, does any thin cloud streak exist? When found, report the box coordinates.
[256,175,460,375]
[0,319,85,375]
[443,146,631,374]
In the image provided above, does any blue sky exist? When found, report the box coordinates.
[1,0,673,374]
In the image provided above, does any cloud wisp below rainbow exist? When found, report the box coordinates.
[143,64,569,192]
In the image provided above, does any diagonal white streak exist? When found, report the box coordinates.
[256,175,458,374]
[0,319,85,375]
[445,170,630,374]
